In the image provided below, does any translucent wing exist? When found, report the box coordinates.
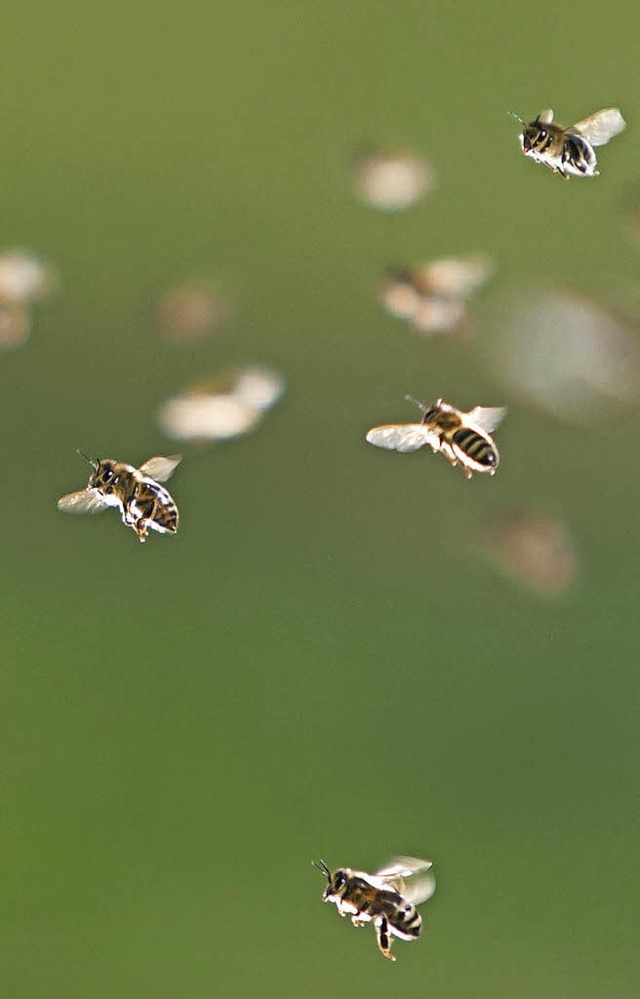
[416,255,494,299]
[365,423,439,452]
[57,489,109,514]
[139,455,182,482]
[536,109,555,125]
[413,296,466,334]
[465,406,506,434]
[571,108,626,147]
[376,857,436,905]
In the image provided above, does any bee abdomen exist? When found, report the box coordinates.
[154,503,179,532]
[452,428,497,466]
[135,482,180,533]
[391,904,422,938]
[563,136,595,174]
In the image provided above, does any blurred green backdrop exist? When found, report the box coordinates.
[3,1,639,996]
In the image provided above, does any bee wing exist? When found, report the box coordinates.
[365,423,439,453]
[465,406,507,434]
[402,866,436,905]
[139,455,182,482]
[571,108,626,147]
[418,255,494,299]
[536,109,555,125]
[57,489,109,514]
[376,857,436,905]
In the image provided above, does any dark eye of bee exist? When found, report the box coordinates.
[333,872,346,890]
[102,468,113,482]
[538,129,547,141]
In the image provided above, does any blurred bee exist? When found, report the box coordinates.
[57,453,181,543]
[366,396,506,479]
[380,255,493,337]
[313,856,436,962]
[511,107,626,178]
[351,148,435,212]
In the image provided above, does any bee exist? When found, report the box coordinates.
[57,453,181,542]
[380,255,493,337]
[512,107,626,178]
[313,856,436,962]
[366,396,506,479]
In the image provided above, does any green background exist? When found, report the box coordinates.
[3,2,639,996]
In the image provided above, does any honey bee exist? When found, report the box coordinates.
[512,107,626,178]
[57,453,181,542]
[366,396,506,479]
[380,255,493,337]
[313,857,436,961]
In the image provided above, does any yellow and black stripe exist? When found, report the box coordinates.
[451,428,497,468]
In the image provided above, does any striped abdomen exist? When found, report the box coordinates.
[451,427,498,468]
[562,134,596,175]
[131,480,179,533]
[388,901,422,940]
[360,887,422,940]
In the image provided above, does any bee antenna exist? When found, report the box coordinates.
[508,110,525,125]
[77,449,98,469]
[312,859,331,880]
[405,394,427,414]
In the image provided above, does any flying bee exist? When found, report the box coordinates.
[313,857,436,962]
[366,396,506,479]
[511,107,626,178]
[380,255,493,337]
[57,453,181,542]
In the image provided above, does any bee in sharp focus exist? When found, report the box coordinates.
[57,453,181,542]
[366,396,506,479]
[511,107,626,178]
[313,856,436,962]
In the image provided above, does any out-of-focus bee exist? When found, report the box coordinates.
[351,148,435,211]
[57,453,181,543]
[366,396,506,479]
[478,507,579,596]
[512,107,626,178]
[313,857,436,962]
[158,366,285,443]
[380,255,493,337]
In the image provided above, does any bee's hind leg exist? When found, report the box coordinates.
[375,917,396,961]
[134,519,149,543]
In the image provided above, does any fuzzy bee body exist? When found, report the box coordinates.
[313,857,435,961]
[366,397,505,479]
[58,454,181,543]
[514,107,626,178]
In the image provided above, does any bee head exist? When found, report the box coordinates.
[313,860,348,902]
[421,401,443,425]
[406,395,443,426]
[521,114,555,154]
[87,458,118,493]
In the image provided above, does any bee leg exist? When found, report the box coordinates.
[135,494,162,542]
[135,519,149,543]
[375,917,396,961]
[121,504,135,527]
[440,443,458,468]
